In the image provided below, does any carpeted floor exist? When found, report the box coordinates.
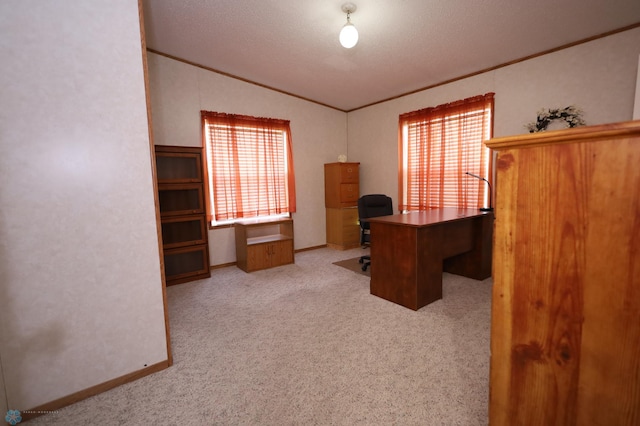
[29,247,492,425]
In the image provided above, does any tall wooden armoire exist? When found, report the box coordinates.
[485,121,640,425]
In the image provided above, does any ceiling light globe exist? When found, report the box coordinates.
[339,23,358,48]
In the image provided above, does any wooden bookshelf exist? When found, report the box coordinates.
[155,145,210,285]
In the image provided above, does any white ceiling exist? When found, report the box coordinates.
[142,0,640,112]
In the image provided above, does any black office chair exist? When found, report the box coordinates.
[357,194,393,271]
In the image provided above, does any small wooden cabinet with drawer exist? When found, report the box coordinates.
[235,218,294,272]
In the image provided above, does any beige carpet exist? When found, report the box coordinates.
[29,247,492,425]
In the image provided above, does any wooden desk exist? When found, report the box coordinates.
[368,208,493,310]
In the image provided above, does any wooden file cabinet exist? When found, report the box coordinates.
[324,162,360,249]
[324,162,359,208]
[155,145,211,285]
[325,207,360,250]
[235,218,294,272]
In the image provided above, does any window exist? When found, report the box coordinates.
[398,93,494,211]
[202,111,296,225]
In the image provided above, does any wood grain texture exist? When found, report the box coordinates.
[486,120,640,426]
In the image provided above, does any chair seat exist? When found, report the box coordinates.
[357,194,393,272]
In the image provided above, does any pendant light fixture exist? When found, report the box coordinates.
[339,3,358,48]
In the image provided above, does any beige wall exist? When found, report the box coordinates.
[349,27,640,203]
[0,0,168,410]
[148,53,348,265]
[148,28,640,267]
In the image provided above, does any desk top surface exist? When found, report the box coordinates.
[367,208,492,227]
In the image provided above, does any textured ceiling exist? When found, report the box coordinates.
[142,0,640,111]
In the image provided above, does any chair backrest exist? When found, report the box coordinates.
[358,194,393,222]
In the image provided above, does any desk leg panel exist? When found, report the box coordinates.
[416,227,445,308]
[370,223,446,310]
[370,222,421,310]
[443,214,493,280]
